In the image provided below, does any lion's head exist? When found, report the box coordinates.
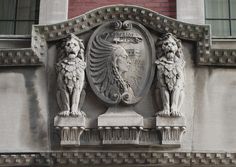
[156,33,183,62]
[58,33,85,61]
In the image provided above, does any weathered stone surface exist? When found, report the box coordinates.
[193,68,236,152]
[0,69,49,151]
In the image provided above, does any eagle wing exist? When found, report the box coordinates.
[89,35,121,103]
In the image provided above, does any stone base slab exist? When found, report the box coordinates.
[98,106,144,127]
[156,116,186,127]
[54,115,86,127]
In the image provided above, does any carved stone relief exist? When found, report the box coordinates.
[86,20,155,105]
[0,5,235,166]
[86,20,155,144]
[52,22,187,146]
[155,33,185,117]
[56,33,86,117]
[54,34,87,146]
[155,33,186,146]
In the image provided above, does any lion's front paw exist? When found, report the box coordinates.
[71,110,82,117]
[170,108,182,117]
[59,110,70,117]
[156,110,170,117]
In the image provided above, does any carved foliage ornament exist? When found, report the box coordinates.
[86,20,155,105]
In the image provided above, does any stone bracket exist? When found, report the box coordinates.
[98,126,143,145]
[156,116,186,146]
[157,126,186,146]
[54,116,86,146]
[97,106,144,145]
[56,126,85,146]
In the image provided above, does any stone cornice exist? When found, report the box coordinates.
[0,48,42,66]
[0,151,235,166]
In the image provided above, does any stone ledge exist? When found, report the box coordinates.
[0,152,235,166]
[0,48,43,66]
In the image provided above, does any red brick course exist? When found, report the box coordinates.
[68,0,176,19]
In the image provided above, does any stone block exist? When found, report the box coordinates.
[98,106,143,144]
[98,106,144,127]
[156,116,186,127]
[54,115,86,127]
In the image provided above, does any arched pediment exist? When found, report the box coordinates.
[32,5,211,66]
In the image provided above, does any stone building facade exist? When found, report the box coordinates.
[0,0,236,167]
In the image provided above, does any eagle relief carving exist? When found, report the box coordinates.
[56,34,86,117]
[89,34,135,104]
[86,20,155,105]
[155,33,185,117]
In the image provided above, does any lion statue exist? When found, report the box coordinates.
[56,33,86,117]
[155,33,185,117]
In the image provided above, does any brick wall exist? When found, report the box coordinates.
[68,0,176,19]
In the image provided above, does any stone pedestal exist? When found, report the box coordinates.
[54,116,86,146]
[98,106,143,144]
[156,116,186,146]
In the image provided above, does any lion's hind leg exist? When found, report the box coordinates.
[71,85,83,117]
[157,87,170,117]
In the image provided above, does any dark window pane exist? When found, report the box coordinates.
[205,0,229,18]
[231,20,236,35]
[17,0,39,20]
[206,20,230,36]
[230,0,236,18]
[0,21,14,34]
[0,0,17,20]
[15,21,34,35]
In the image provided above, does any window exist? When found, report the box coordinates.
[205,0,236,37]
[0,0,40,35]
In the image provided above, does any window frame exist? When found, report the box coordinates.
[0,0,40,36]
[205,0,236,38]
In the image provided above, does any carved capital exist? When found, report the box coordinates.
[99,126,143,144]
[54,116,86,146]
[58,126,85,145]
[156,116,186,146]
